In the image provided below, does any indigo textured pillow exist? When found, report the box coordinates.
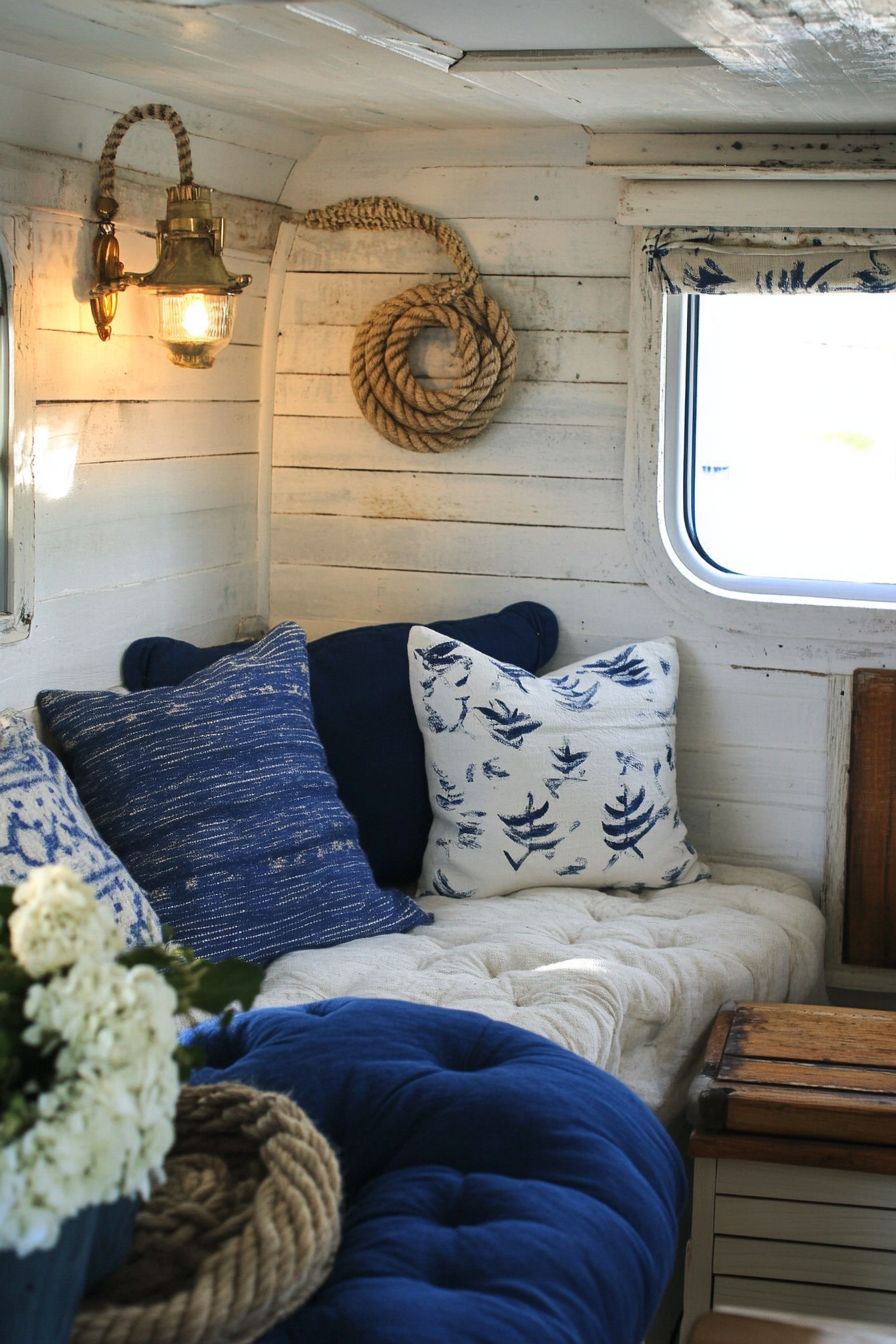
[121,602,559,887]
[37,625,432,962]
[409,629,709,900]
[0,710,161,946]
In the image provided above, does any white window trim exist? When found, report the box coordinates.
[625,223,896,643]
[0,206,35,646]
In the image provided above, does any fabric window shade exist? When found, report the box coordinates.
[645,228,896,296]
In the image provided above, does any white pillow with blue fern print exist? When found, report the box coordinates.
[409,628,709,900]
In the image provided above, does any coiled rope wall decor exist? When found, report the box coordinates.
[303,196,518,453]
[73,1084,342,1344]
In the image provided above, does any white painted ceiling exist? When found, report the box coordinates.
[361,0,687,51]
[0,0,894,141]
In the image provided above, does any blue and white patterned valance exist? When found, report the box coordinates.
[645,228,896,296]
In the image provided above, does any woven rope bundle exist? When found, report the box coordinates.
[73,1083,341,1344]
[304,196,518,453]
[98,105,194,205]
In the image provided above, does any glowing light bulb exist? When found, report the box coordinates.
[157,291,235,368]
[181,296,212,339]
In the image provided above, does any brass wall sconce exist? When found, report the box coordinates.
[90,104,251,369]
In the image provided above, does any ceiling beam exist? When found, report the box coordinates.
[587,131,896,177]
[451,47,716,72]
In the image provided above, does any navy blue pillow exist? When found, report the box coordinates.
[37,624,432,963]
[122,603,559,886]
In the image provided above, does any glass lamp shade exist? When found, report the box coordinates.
[157,291,235,368]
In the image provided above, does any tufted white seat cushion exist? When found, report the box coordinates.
[258,864,825,1121]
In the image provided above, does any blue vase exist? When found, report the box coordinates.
[0,1197,137,1344]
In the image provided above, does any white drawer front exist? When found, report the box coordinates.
[715,1195,896,1251]
[713,1274,896,1327]
[717,1160,896,1211]
[714,1235,896,1292]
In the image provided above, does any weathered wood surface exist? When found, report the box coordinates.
[714,1236,896,1294]
[715,1195,896,1252]
[642,0,896,94]
[716,1158,896,1210]
[279,272,631,333]
[845,671,896,968]
[4,131,272,706]
[691,1131,896,1177]
[692,1003,896,1147]
[268,148,889,893]
[724,1003,896,1068]
[620,180,896,227]
[589,133,896,178]
[690,1309,896,1344]
[713,1280,896,1330]
[288,219,632,278]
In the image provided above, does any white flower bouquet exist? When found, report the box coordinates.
[0,865,262,1259]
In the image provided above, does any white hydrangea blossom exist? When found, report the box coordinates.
[1,868,181,1257]
[9,865,123,979]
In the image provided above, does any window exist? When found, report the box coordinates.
[653,229,896,609]
[665,289,896,605]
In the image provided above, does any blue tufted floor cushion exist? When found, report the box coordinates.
[186,999,687,1344]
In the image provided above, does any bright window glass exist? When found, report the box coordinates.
[684,292,896,592]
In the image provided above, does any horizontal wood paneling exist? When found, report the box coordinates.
[714,1236,896,1292]
[7,128,270,706]
[272,514,637,582]
[269,145,853,893]
[288,218,632,278]
[274,376,626,425]
[38,402,259,464]
[38,457,257,532]
[280,272,630,333]
[38,505,255,600]
[717,1159,896,1209]
[285,166,622,221]
[272,416,623,478]
[713,1275,896,1327]
[2,564,256,707]
[715,1196,896,1251]
[294,127,592,179]
[277,325,628,384]
[268,563,666,636]
[35,329,261,403]
[273,467,623,529]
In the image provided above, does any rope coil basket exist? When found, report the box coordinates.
[73,1084,342,1344]
[304,196,518,453]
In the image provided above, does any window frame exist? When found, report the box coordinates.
[662,291,896,607]
[625,224,896,643]
[0,208,35,647]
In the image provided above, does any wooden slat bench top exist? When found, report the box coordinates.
[689,1003,896,1156]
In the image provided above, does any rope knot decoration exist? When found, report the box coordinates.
[73,1083,342,1344]
[304,196,518,453]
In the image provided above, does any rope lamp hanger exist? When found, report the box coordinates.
[304,196,518,453]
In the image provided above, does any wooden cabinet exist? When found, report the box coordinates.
[683,1157,896,1336]
[683,1002,896,1340]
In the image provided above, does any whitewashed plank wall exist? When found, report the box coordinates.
[270,129,841,891]
[1,135,281,709]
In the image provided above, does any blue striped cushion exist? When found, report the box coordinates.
[37,624,432,962]
[0,710,161,946]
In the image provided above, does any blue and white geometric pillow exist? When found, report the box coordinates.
[408,629,710,900]
[0,710,161,946]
